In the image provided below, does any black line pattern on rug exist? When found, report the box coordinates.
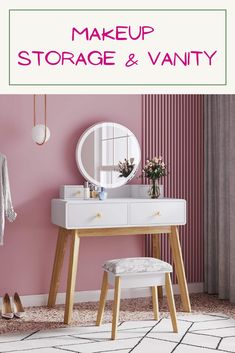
[179,341,221,350]
[216,337,224,350]
[69,334,143,343]
[147,336,221,351]
[148,333,235,353]
[178,317,230,323]
[54,347,81,353]
[0,337,36,345]
[180,342,233,353]
[21,330,40,341]
[93,350,130,353]
[128,318,163,352]
[1,316,235,353]
[189,331,223,339]
[207,314,230,319]
[0,339,98,353]
[55,346,83,353]
[55,344,131,353]
[118,321,125,327]
[119,324,156,331]
[170,321,194,353]
[191,326,235,333]
[147,336,181,343]
[54,337,138,353]
[26,333,92,341]
[68,334,101,343]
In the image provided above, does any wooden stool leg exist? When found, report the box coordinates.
[151,286,159,320]
[48,227,68,307]
[64,230,80,324]
[96,271,109,326]
[169,226,191,312]
[165,273,178,333]
[152,235,163,298]
[111,276,121,340]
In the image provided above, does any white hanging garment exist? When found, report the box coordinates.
[0,154,17,245]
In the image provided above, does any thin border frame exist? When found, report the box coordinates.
[8,8,227,87]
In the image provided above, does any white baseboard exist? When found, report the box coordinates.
[18,282,204,308]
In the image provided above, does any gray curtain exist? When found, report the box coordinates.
[204,95,235,302]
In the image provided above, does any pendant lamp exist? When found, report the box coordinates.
[32,95,51,145]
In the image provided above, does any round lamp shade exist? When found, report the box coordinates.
[32,124,50,144]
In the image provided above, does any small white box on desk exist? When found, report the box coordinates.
[60,185,84,199]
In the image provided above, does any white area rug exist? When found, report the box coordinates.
[0,314,234,352]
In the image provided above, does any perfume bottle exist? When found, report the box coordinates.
[84,181,90,199]
[91,186,99,198]
[98,187,107,200]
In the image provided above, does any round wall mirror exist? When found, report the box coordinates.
[76,122,141,188]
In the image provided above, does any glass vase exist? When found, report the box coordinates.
[150,179,160,199]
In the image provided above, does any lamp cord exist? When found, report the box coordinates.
[33,94,47,146]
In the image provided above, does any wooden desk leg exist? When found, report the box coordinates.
[48,227,68,307]
[64,230,80,324]
[152,235,163,298]
[169,226,191,312]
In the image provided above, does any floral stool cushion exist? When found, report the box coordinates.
[103,257,172,275]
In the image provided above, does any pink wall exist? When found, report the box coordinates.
[0,95,143,295]
[142,95,204,284]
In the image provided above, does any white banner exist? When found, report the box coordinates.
[0,0,234,93]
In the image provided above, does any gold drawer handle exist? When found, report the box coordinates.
[96,212,102,218]
[74,191,81,196]
[154,211,161,216]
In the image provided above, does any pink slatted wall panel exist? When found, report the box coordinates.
[142,95,204,283]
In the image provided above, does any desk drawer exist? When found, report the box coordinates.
[129,201,186,226]
[67,203,128,228]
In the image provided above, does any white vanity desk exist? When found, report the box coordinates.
[48,197,191,324]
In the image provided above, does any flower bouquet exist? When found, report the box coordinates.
[142,156,167,198]
[118,158,135,178]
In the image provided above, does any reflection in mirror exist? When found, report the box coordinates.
[76,122,141,188]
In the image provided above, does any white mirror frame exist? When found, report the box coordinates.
[76,122,141,189]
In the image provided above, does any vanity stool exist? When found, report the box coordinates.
[96,257,178,340]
